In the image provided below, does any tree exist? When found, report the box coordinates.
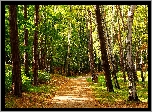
[95,5,114,92]
[126,5,139,101]
[116,5,124,73]
[9,5,22,97]
[101,5,120,89]
[24,5,30,77]
[33,5,39,86]
[86,8,98,83]
[65,6,72,76]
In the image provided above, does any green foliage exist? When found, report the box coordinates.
[5,64,52,93]
[5,5,148,105]
[86,77,92,82]
[38,70,51,84]
[5,64,32,93]
[5,64,12,93]
[28,84,55,93]
[87,74,148,103]
[21,74,32,92]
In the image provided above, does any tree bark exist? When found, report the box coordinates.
[126,5,139,101]
[122,50,127,82]
[95,5,114,92]
[65,23,71,76]
[117,5,127,82]
[24,5,30,77]
[65,6,72,77]
[118,5,128,31]
[102,6,120,89]
[40,5,47,71]
[9,5,22,97]
[116,5,124,72]
[33,5,39,86]
[87,9,98,83]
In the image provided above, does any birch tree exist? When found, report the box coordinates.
[126,5,139,101]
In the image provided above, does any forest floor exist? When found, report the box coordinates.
[49,75,101,108]
[5,74,148,108]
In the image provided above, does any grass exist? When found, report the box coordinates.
[5,67,148,108]
[86,71,148,105]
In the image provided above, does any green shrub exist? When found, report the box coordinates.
[5,64,32,93]
[38,70,51,84]
[21,66,32,91]
[5,64,12,93]
[5,64,51,93]
[21,66,33,79]
[21,74,32,92]
[5,71,12,93]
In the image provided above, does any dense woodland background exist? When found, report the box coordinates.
[5,5,148,108]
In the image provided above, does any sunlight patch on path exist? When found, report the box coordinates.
[50,75,101,108]
[52,95,93,101]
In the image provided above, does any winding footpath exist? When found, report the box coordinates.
[49,75,102,108]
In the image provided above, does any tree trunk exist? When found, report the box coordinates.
[112,55,120,89]
[95,5,114,92]
[9,5,22,97]
[126,5,139,101]
[118,5,127,82]
[24,5,29,77]
[102,6,120,89]
[41,5,47,71]
[33,5,39,86]
[116,5,123,71]
[65,6,72,77]
[38,52,42,70]
[65,24,71,76]
[140,40,144,82]
[49,54,53,74]
[87,9,97,83]
[141,68,144,82]
[97,59,101,72]
[122,50,126,82]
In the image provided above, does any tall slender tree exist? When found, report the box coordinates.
[95,5,114,92]
[87,9,98,83]
[9,5,22,96]
[24,5,29,77]
[118,5,127,82]
[116,5,123,71]
[65,6,72,76]
[101,6,120,89]
[33,5,39,86]
[126,5,139,101]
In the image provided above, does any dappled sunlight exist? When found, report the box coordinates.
[5,4,148,109]
[49,75,101,108]
[87,75,148,108]
[52,95,93,101]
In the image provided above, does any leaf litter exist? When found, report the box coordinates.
[5,74,148,108]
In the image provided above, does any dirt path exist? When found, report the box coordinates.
[5,74,148,108]
[49,75,101,108]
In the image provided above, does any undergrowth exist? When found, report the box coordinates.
[86,71,148,104]
[5,64,52,93]
[5,64,57,108]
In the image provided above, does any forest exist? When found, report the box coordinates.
[5,5,148,108]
